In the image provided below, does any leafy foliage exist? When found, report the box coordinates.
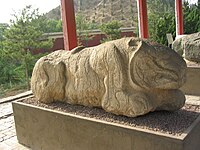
[100,20,121,42]
[75,13,98,46]
[76,13,99,32]
[0,23,8,39]
[148,0,175,45]
[2,5,53,89]
[151,13,176,45]
[0,50,23,84]
[0,23,9,49]
[183,1,200,34]
[148,0,200,45]
[0,24,22,85]
[35,17,63,33]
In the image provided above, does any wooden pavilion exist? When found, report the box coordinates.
[60,0,184,50]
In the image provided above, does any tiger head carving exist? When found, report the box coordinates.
[128,39,187,90]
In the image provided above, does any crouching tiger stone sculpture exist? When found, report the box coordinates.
[31,37,187,117]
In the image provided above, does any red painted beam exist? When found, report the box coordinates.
[175,0,184,36]
[137,0,149,39]
[61,0,77,50]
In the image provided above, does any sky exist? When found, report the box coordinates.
[0,0,60,23]
[189,0,198,4]
[0,0,198,23]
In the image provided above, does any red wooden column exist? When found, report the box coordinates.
[175,0,184,36]
[137,0,149,38]
[61,0,77,50]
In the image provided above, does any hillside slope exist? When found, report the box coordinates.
[45,0,138,27]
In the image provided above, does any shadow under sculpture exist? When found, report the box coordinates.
[31,37,187,117]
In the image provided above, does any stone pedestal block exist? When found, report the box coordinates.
[181,66,200,96]
[13,100,200,150]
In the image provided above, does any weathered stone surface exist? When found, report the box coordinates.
[31,37,187,117]
[172,35,187,56]
[172,32,200,62]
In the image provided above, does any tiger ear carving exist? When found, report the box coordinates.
[127,38,141,47]
[128,39,147,61]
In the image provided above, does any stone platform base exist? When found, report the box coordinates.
[12,100,200,150]
[181,66,200,96]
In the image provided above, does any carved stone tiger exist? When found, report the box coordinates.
[31,37,187,117]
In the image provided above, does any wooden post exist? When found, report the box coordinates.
[137,0,149,38]
[175,0,184,36]
[61,0,77,50]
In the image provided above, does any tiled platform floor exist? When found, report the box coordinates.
[0,102,30,150]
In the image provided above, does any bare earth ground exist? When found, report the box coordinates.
[22,97,200,136]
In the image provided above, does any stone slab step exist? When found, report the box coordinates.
[0,91,33,104]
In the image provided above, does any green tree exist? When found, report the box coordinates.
[153,13,176,45]
[35,17,63,33]
[0,50,23,85]
[0,23,9,49]
[183,1,200,34]
[3,5,53,89]
[75,13,98,46]
[148,0,200,45]
[148,0,175,45]
[100,20,121,42]
[0,24,20,86]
